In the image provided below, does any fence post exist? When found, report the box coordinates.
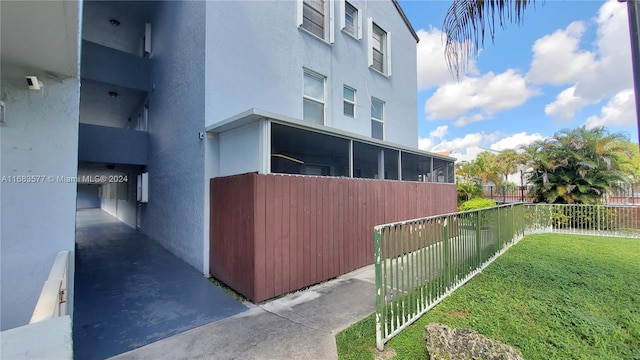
[475,210,482,266]
[375,227,384,351]
[443,217,451,291]
[496,206,502,249]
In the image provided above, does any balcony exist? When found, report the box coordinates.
[78,123,147,166]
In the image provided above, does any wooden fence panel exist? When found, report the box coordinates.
[211,173,457,302]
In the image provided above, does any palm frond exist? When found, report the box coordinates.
[443,0,536,79]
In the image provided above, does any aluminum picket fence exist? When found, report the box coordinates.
[374,203,640,350]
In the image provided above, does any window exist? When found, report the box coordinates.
[353,142,398,179]
[302,0,331,40]
[344,2,358,37]
[271,123,350,177]
[368,20,391,75]
[402,152,432,182]
[343,86,356,117]
[372,24,385,73]
[371,98,384,140]
[303,70,326,125]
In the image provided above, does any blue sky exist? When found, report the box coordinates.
[398,0,637,153]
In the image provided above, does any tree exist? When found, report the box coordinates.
[456,181,483,204]
[523,126,631,204]
[615,140,640,182]
[474,151,502,187]
[455,161,479,184]
[494,149,524,183]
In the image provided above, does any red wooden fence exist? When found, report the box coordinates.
[210,173,457,302]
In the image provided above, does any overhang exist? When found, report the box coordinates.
[206,108,456,162]
[1,1,81,78]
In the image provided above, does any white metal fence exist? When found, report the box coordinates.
[374,203,640,350]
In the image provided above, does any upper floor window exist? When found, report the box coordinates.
[371,98,384,140]
[303,70,326,125]
[369,20,391,75]
[299,0,334,42]
[302,0,325,38]
[343,2,360,38]
[343,86,356,117]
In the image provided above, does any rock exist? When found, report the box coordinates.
[424,323,524,360]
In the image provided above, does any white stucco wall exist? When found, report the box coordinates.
[143,1,207,272]
[0,64,79,330]
[0,315,73,359]
[205,0,418,148]
[219,123,262,177]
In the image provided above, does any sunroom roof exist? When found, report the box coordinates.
[205,108,456,162]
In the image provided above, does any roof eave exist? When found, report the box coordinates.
[391,0,419,43]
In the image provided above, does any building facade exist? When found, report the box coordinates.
[1,0,456,331]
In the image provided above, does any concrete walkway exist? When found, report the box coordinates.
[74,209,248,360]
[110,265,377,360]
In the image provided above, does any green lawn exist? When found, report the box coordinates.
[336,234,640,360]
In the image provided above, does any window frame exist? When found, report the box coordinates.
[368,19,392,76]
[299,0,335,43]
[340,1,361,39]
[303,69,327,125]
[343,85,356,118]
[371,97,384,140]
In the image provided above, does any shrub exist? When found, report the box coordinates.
[457,182,483,204]
[459,198,497,212]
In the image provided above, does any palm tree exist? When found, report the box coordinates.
[474,151,503,187]
[495,149,524,183]
[524,127,631,204]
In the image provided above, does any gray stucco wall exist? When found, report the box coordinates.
[0,64,79,330]
[78,123,148,165]
[99,168,139,229]
[143,1,206,272]
[77,184,100,209]
[205,0,418,148]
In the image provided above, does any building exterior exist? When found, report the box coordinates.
[1,0,456,331]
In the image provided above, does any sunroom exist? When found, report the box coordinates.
[206,109,457,302]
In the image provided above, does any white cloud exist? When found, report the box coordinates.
[416,27,478,90]
[489,132,545,151]
[426,132,501,153]
[533,0,632,120]
[544,86,589,120]
[419,125,449,151]
[419,131,545,153]
[527,21,597,85]
[454,114,485,127]
[425,69,538,120]
[418,125,493,153]
[585,89,637,129]
[418,137,435,151]
[429,125,449,139]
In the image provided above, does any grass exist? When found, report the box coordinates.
[336,234,640,360]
